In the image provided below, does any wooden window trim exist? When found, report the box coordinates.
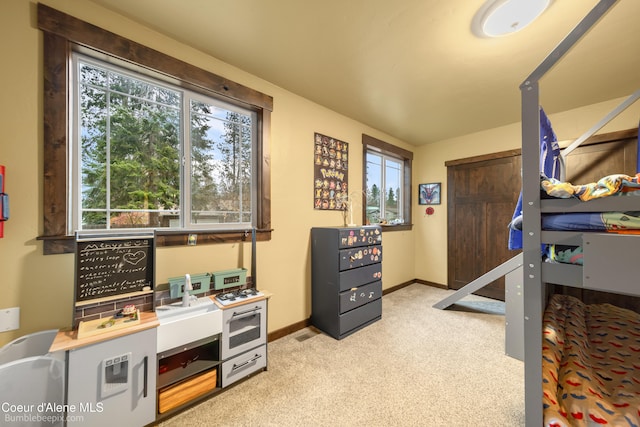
[362,134,413,232]
[37,4,272,254]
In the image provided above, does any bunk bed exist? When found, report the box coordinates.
[512,173,640,265]
[520,1,640,426]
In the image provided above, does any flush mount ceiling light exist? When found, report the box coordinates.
[472,0,552,38]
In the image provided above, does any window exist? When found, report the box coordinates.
[38,4,272,254]
[366,152,403,224]
[362,134,413,230]
[73,55,256,231]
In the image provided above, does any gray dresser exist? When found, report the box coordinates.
[311,226,382,339]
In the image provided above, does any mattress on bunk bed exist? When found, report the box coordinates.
[542,211,640,234]
[542,294,640,427]
[543,210,640,265]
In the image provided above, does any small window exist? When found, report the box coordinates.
[362,134,413,229]
[366,152,403,224]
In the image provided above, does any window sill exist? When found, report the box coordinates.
[37,229,273,255]
[377,224,413,232]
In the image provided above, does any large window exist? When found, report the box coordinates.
[73,55,255,231]
[38,5,272,254]
[362,134,413,230]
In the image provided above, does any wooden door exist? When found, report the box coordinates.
[447,151,521,301]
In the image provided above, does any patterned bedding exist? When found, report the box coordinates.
[509,174,640,238]
[541,173,640,201]
[547,245,584,265]
[533,173,640,265]
[542,294,640,426]
[540,172,640,235]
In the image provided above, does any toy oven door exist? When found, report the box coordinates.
[221,299,267,360]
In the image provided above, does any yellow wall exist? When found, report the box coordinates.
[0,0,416,345]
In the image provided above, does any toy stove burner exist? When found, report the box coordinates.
[216,288,262,305]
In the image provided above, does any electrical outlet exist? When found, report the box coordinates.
[0,307,19,332]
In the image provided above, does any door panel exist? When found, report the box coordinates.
[452,200,484,288]
[447,154,521,300]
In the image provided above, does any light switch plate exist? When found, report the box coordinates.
[0,307,20,332]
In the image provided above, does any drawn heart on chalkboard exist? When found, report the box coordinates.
[123,251,146,265]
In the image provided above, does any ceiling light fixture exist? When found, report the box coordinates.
[472,0,551,38]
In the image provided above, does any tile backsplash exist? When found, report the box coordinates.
[73,293,153,328]
[73,276,253,327]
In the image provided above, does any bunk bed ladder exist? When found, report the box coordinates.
[520,1,619,426]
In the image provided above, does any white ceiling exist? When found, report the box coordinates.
[86,0,640,146]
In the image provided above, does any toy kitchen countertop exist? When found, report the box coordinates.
[49,311,159,353]
[49,291,272,353]
[213,289,272,309]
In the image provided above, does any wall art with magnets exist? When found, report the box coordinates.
[314,132,348,210]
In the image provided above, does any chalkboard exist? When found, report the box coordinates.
[75,235,154,302]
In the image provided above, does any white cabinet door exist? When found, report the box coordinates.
[67,328,157,426]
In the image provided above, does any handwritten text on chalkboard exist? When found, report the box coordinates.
[76,238,153,301]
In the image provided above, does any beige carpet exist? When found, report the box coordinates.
[159,284,525,427]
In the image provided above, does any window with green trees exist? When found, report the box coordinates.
[73,55,255,231]
[362,134,413,230]
[365,152,403,224]
[38,4,272,254]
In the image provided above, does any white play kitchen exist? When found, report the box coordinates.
[47,232,270,426]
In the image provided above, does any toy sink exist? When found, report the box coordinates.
[155,297,222,353]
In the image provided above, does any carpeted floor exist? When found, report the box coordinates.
[159,284,525,426]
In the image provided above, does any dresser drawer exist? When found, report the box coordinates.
[338,298,382,337]
[220,344,267,388]
[339,281,382,313]
[338,226,382,248]
[339,245,382,271]
[338,264,382,292]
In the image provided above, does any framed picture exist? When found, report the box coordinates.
[418,183,441,205]
[313,132,348,210]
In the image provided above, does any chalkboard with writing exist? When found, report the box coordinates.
[75,235,154,302]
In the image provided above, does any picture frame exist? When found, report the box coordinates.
[313,132,348,211]
[418,183,441,205]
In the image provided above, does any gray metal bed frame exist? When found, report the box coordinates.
[521,0,640,424]
[434,1,639,424]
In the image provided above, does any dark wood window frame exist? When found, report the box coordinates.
[37,4,272,254]
[362,134,413,232]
